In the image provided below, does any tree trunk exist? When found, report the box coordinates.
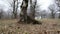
[15,0,18,18]
[13,0,18,19]
[59,13,60,18]
[13,0,16,18]
[51,11,55,18]
[18,0,28,23]
[18,0,42,24]
[56,0,60,18]
[29,0,37,19]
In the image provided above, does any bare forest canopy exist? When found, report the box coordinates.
[0,0,60,19]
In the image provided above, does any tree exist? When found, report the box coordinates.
[0,9,3,19]
[13,0,19,18]
[29,0,37,19]
[8,0,18,18]
[18,0,28,23]
[56,0,60,18]
[15,0,18,17]
[18,0,42,24]
[49,5,56,18]
[13,0,16,18]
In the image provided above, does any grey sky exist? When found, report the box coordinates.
[0,0,55,11]
[37,0,55,10]
[0,0,10,11]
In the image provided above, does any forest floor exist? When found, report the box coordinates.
[0,19,60,34]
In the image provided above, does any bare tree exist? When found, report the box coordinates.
[18,0,28,23]
[8,0,18,18]
[15,0,18,18]
[0,9,3,19]
[56,0,60,18]
[29,0,37,19]
[12,0,19,18]
[18,0,42,24]
[13,0,16,18]
[49,5,56,18]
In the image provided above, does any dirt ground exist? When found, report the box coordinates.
[0,19,60,34]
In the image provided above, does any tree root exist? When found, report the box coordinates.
[17,15,42,25]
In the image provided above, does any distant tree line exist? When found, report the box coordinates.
[0,0,60,19]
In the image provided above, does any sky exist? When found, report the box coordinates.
[37,0,55,10]
[0,0,10,11]
[0,0,55,11]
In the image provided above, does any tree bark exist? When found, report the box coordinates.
[29,0,37,19]
[51,11,55,18]
[13,0,16,18]
[13,0,18,19]
[15,0,18,18]
[59,13,60,18]
[18,0,28,23]
[56,0,60,18]
[18,0,42,24]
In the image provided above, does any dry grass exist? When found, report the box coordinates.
[0,19,60,34]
